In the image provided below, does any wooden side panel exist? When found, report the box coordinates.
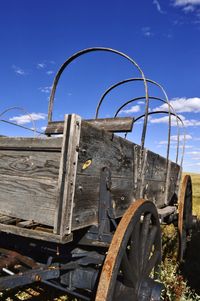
[71,122,136,231]
[71,121,181,231]
[136,149,181,207]
[167,161,181,203]
[138,150,168,208]
[0,137,62,227]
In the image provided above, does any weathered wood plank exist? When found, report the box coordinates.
[0,216,18,224]
[45,117,134,135]
[0,137,62,151]
[0,223,73,244]
[0,175,58,226]
[17,220,39,228]
[0,151,61,179]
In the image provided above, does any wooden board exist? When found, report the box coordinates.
[0,137,62,228]
[45,117,134,135]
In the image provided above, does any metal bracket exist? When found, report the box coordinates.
[79,167,116,246]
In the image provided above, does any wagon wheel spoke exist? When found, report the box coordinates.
[142,225,158,274]
[129,220,140,276]
[144,250,160,278]
[140,213,151,270]
[121,251,137,286]
[95,199,163,301]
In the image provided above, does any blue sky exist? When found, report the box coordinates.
[0,0,200,172]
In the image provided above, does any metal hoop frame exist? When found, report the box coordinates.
[47,47,149,150]
[114,96,182,165]
[0,107,39,136]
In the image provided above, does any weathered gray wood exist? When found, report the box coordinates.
[0,135,63,233]
[85,117,134,132]
[45,117,134,135]
[71,121,136,230]
[0,137,62,151]
[158,206,176,218]
[71,121,181,230]
[0,151,60,179]
[17,220,39,228]
[58,114,81,236]
[0,223,73,243]
[0,215,17,224]
[0,175,58,226]
[53,115,70,234]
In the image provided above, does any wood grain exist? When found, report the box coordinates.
[45,117,134,135]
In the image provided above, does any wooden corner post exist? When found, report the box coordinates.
[54,114,81,236]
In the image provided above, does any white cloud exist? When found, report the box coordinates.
[159,134,192,145]
[150,114,200,127]
[154,97,200,113]
[138,101,145,105]
[12,65,26,76]
[187,151,200,155]
[39,86,52,93]
[41,126,47,131]
[37,63,46,69]
[153,0,165,13]
[150,115,180,126]
[9,113,47,125]
[172,134,192,141]
[173,0,200,6]
[119,105,140,114]
[173,0,200,18]
[142,27,154,37]
[183,4,195,11]
[46,70,54,75]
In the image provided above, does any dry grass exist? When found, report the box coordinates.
[186,173,200,217]
[160,172,200,301]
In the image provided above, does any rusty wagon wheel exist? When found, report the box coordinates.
[178,174,193,261]
[95,199,163,301]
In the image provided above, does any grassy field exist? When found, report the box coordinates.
[1,173,200,301]
[179,173,200,299]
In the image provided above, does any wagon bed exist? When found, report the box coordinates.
[0,114,180,243]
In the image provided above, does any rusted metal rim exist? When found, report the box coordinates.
[178,175,193,261]
[95,199,162,301]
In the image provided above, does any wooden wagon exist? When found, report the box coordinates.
[0,48,194,301]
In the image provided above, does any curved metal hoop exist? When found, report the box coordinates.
[0,106,39,136]
[114,96,180,164]
[133,110,186,168]
[47,47,149,149]
[96,77,172,162]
